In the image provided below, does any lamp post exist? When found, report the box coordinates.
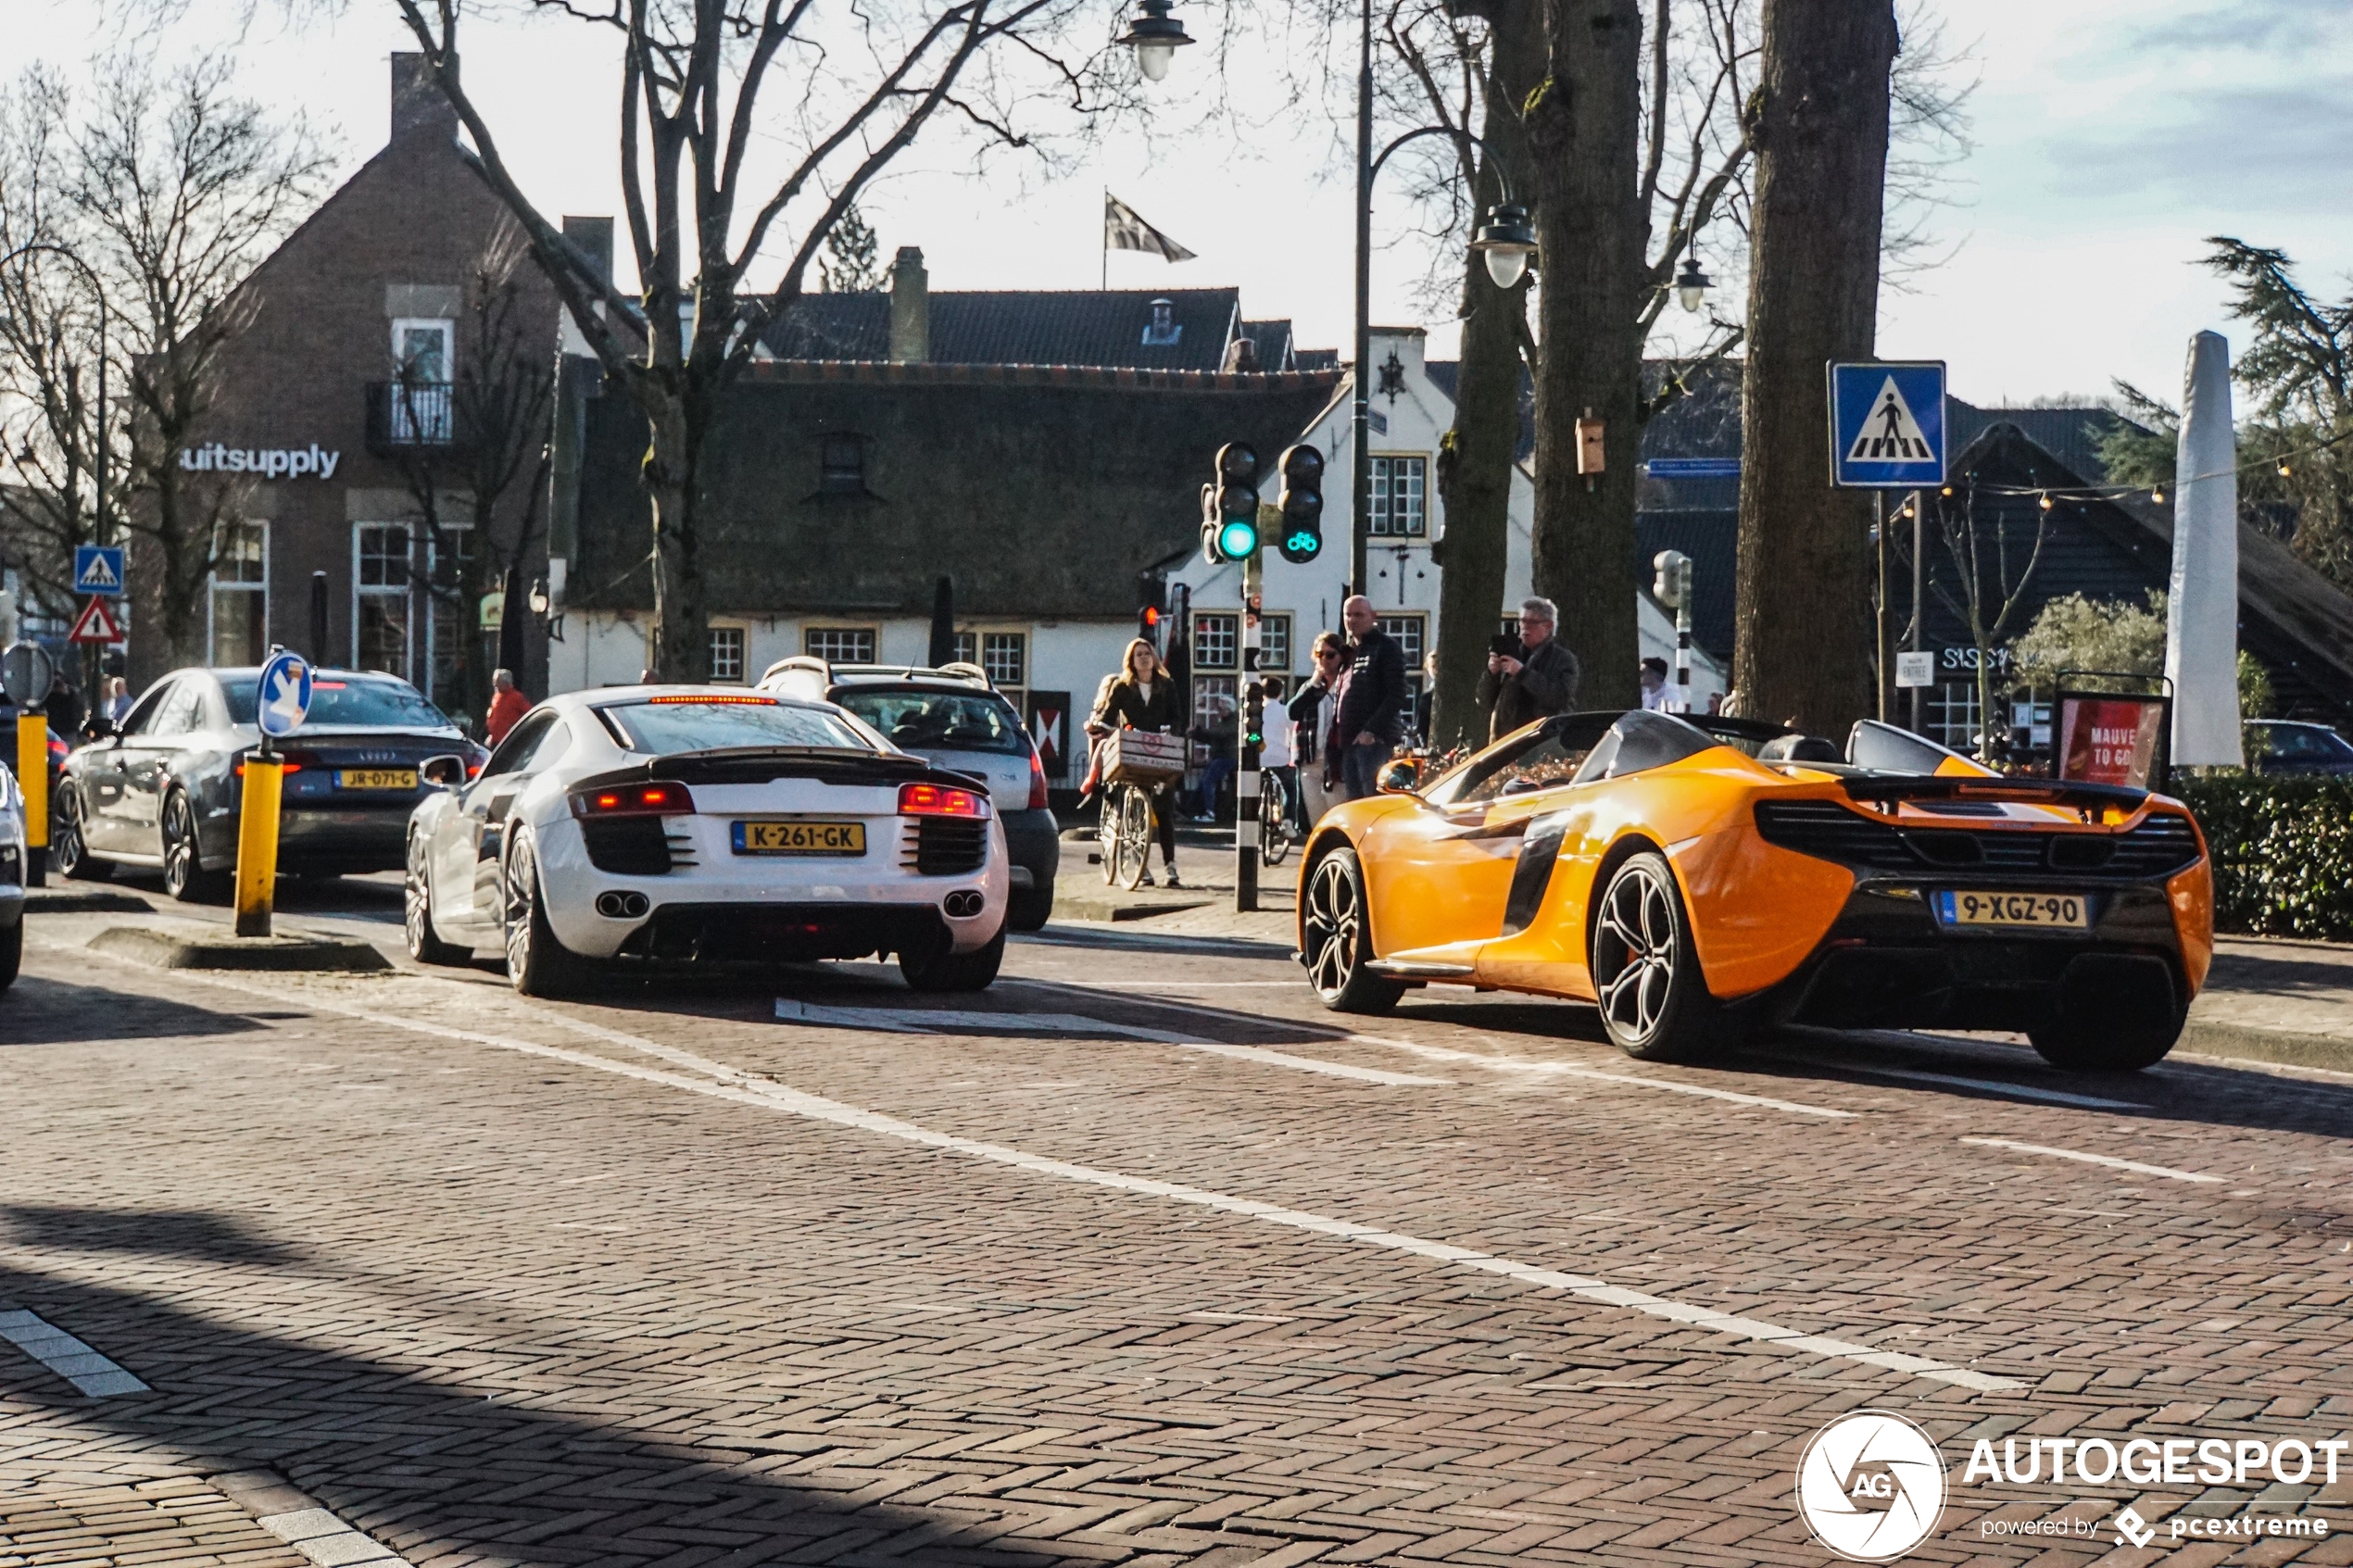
[1353,122,1532,597]
[1114,0,1192,82]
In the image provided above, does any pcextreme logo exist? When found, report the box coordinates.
[1795,1411,1948,1562]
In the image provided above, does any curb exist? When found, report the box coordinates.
[2176,1020,2353,1076]
[24,888,154,914]
[1050,894,1214,923]
[88,922,392,973]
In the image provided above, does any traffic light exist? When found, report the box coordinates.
[1139,603,1163,640]
[1202,442,1260,563]
[1276,444,1324,564]
[1242,677,1265,753]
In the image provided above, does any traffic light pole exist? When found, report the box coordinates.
[1235,546,1263,913]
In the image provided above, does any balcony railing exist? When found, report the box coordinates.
[365,382,460,453]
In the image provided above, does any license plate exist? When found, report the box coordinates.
[733,820,866,856]
[335,768,416,790]
[1935,890,2090,930]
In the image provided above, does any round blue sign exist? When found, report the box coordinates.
[256,649,312,737]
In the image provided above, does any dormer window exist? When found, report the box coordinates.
[820,433,865,495]
[1141,298,1182,346]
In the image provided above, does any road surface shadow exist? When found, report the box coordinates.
[0,976,265,1047]
[1,1206,308,1268]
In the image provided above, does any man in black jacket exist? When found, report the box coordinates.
[1478,596,1579,741]
[1336,595,1407,799]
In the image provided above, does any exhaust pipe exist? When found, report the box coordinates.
[942,889,985,919]
[595,890,651,919]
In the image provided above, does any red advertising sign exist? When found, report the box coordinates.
[2057,695,2166,788]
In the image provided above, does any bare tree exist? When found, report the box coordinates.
[1928,485,2047,761]
[389,0,1124,681]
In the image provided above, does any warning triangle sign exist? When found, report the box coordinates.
[1847,377,1935,462]
[69,596,124,645]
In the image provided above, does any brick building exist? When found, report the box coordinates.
[131,55,560,720]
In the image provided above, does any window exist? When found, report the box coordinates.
[1926,681,1982,755]
[1377,614,1427,683]
[806,626,876,665]
[1370,456,1428,536]
[980,632,1026,689]
[151,681,207,738]
[1192,675,1237,738]
[1193,613,1239,671]
[388,319,454,442]
[209,521,268,668]
[1257,613,1292,674]
[602,699,867,755]
[354,524,417,681]
[819,435,865,495]
[835,689,1029,756]
[221,673,449,730]
[709,626,746,683]
[1141,298,1182,346]
[479,712,562,781]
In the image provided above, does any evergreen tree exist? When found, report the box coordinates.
[820,206,884,293]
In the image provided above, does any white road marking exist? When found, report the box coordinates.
[255,1506,416,1567]
[157,971,2019,1394]
[1779,1059,2144,1110]
[1958,1136,2224,1185]
[0,1310,148,1397]
[1017,980,1856,1117]
[774,997,1448,1086]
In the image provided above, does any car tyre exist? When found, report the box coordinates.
[405,833,470,967]
[160,790,227,904]
[0,918,19,992]
[502,833,597,998]
[1590,849,1736,1062]
[52,785,109,882]
[900,927,1006,992]
[1301,846,1404,1014]
[2028,957,2183,1071]
[1006,884,1053,933]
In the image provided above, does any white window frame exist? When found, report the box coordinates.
[708,623,748,683]
[352,522,433,684]
[1377,613,1428,687]
[389,318,455,442]
[1193,612,1239,671]
[1257,612,1292,674]
[806,626,877,665]
[1369,455,1428,537]
[207,521,269,668]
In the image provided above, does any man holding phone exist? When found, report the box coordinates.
[1478,596,1579,742]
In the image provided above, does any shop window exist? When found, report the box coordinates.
[209,521,268,667]
[353,523,417,680]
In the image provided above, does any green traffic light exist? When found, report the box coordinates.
[1285,530,1320,558]
[1217,519,1259,558]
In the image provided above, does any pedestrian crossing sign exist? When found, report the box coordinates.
[1828,361,1946,486]
[73,544,125,596]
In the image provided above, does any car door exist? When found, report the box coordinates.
[75,682,170,853]
[438,711,566,928]
[96,679,198,854]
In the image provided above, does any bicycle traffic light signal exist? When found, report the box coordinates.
[1242,677,1265,752]
[1276,444,1324,563]
[1201,442,1261,564]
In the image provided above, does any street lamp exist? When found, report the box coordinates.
[1674,252,1712,313]
[1115,0,1192,82]
[1469,204,1538,291]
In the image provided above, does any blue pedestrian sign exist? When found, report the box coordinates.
[73,545,125,596]
[255,649,312,738]
[1829,360,1947,487]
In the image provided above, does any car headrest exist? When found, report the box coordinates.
[1757,734,1843,764]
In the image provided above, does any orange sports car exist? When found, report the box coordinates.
[1295,710,2211,1071]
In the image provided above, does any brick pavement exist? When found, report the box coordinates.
[0,922,2348,1565]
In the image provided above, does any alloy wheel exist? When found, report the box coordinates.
[503,838,536,979]
[405,836,434,957]
[1594,859,1678,1045]
[161,794,198,899]
[1303,854,1361,997]
[52,787,85,876]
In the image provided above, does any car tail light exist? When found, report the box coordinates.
[900,782,988,819]
[1026,746,1049,810]
[570,781,696,818]
[648,693,777,706]
[233,749,312,776]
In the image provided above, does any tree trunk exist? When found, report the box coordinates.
[1431,0,1541,751]
[1526,0,1646,711]
[1731,0,1897,733]
[640,380,710,683]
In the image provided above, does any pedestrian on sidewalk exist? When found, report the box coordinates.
[1255,674,1296,833]
[1639,657,1670,710]
[1337,596,1406,800]
[100,676,132,728]
[484,669,531,746]
[1093,637,1183,888]
[1477,596,1578,742]
[1291,633,1346,827]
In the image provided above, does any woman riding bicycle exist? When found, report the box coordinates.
[1088,637,1184,887]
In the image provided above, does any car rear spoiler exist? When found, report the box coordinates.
[573,746,981,793]
[1840,774,2151,812]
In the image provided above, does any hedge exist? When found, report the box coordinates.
[2171,773,2353,940]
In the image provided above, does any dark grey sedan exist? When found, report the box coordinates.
[55,666,485,899]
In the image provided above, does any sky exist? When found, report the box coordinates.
[9,0,2352,411]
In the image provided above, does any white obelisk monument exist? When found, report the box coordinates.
[2166,330,2243,767]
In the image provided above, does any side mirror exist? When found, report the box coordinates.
[84,717,117,741]
[1377,757,1422,795]
[420,754,468,789]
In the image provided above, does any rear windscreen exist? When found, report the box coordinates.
[603,698,870,755]
[834,689,1029,756]
[220,675,453,730]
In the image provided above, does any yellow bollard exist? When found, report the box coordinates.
[16,712,45,888]
[233,754,283,938]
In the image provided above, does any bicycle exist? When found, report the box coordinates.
[1100,779,1156,890]
[1257,768,1293,866]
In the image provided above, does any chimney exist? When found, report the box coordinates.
[562,217,614,288]
[887,246,929,363]
[390,53,459,147]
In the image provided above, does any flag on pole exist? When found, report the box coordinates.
[1103,193,1197,262]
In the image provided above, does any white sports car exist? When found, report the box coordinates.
[402,685,1010,996]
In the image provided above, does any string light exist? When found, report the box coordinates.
[2038,493,2055,511]
[2151,485,2165,504]
[1962,423,2353,508]
[2277,458,2293,477]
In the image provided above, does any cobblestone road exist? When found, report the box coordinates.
[2,912,2349,1566]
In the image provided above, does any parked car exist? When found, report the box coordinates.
[0,761,23,991]
[2243,719,2353,775]
[403,685,1010,996]
[54,666,484,898]
[759,658,1058,930]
